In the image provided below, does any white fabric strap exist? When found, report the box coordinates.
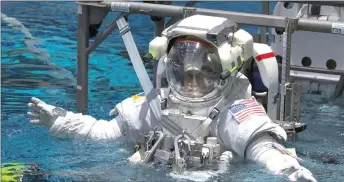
[190,109,219,141]
[190,74,239,140]
[116,16,162,122]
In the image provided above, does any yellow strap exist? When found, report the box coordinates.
[229,65,238,72]
[229,56,245,72]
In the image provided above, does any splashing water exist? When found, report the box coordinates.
[1,12,76,84]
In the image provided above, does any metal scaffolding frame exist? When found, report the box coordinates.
[288,1,344,7]
[75,1,344,131]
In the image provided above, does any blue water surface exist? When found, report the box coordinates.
[2,1,344,182]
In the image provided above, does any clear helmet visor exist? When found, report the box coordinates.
[166,38,223,99]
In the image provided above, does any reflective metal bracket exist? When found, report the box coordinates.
[183,7,196,18]
[284,83,301,141]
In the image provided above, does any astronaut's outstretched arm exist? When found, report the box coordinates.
[215,99,317,182]
[246,134,317,182]
[27,97,123,140]
[49,112,123,140]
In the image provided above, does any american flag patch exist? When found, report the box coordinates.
[228,99,266,122]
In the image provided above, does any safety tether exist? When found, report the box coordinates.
[190,71,239,141]
[116,16,162,122]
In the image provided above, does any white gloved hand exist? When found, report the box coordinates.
[287,165,317,182]
[246,134,317,182]
[265,151,317,182]
[277,155,317,182]
[27,97,67,128]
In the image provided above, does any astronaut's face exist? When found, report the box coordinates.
[166,38,223,99]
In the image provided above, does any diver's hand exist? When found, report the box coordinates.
[27,97,67,128]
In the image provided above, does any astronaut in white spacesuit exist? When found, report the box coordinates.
[27,15,316,182]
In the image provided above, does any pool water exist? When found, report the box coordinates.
[2,2,344,182]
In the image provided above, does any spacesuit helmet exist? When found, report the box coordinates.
[149,15,252,103]
[166,36,225,101]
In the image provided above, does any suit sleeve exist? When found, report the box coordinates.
[49,112,124,140]
[213,98,287,157]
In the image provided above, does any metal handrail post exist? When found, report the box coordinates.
[280,17,298,121]
[260,1,270,43]
[86,13,129,55]
[86,19,119,55]
[76,4,90,113]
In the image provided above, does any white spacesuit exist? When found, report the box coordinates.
[27,15,317,182]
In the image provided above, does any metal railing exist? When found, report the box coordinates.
[75,1,344,117]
